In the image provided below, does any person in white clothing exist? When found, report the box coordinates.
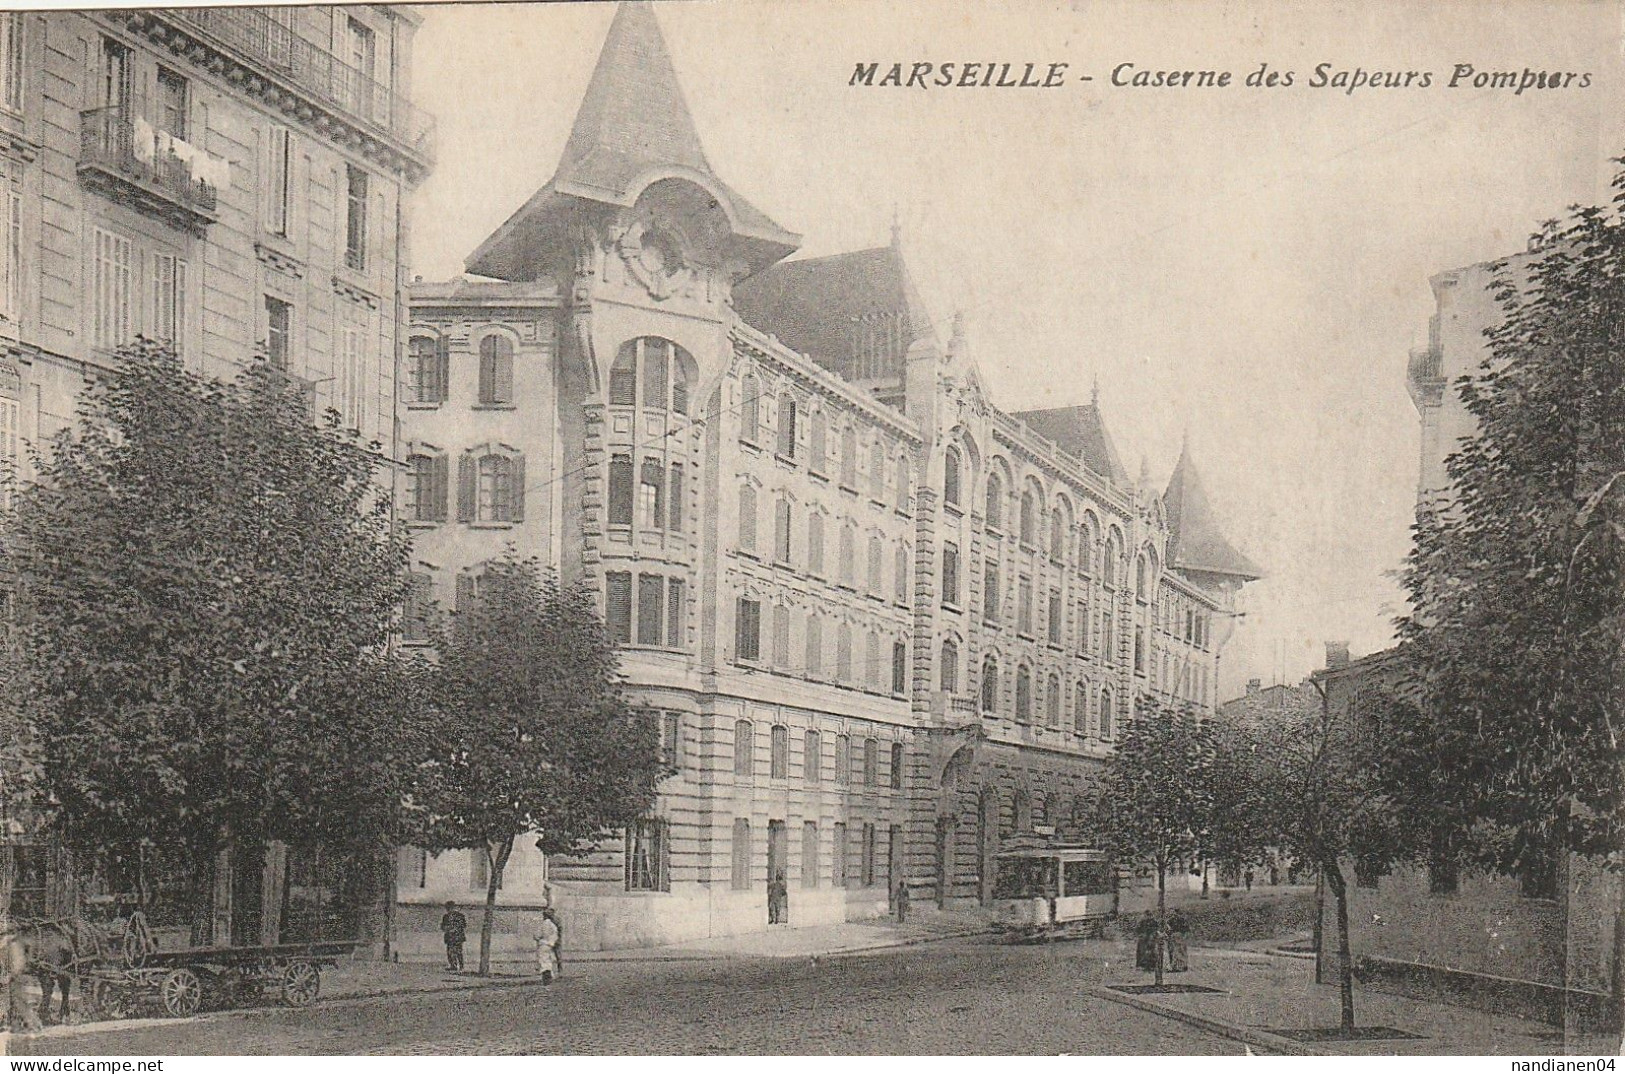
[534,908,560,984]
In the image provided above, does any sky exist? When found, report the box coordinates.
[405,0,1622,699]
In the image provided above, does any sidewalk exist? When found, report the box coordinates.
[1083,936,1612,1057]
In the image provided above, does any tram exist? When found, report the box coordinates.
[991,845,1117,940]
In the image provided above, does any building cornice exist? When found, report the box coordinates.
[732,321,921,445]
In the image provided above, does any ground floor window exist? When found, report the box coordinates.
[626,817,670,892]
[731,818,751,890]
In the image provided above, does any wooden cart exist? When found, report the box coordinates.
[84,939,356,1019]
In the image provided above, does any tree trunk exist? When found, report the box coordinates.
[477,837,513,977]
[189,850,215,947]
[1313,866,1325,984]
[1325,857,1356,1031]
[1200,858,1209,899]
[1156,855,1167,988]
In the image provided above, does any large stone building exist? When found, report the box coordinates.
[397,2,1258,956]
[0,5,431,947]
[1316,251,1619,1034]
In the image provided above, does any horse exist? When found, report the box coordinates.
[0,920,89,1030]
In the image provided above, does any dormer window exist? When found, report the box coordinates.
[611,337,693,415]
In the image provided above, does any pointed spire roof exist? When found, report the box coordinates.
[1163,443,1263,581]
[466,2,798,280]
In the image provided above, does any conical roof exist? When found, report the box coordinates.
[1163,443,1263,580]
[466,2,798,280]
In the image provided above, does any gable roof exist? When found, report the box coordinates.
[465,2,797,280]
[1008,404,1130,487]
[1163,444,1263,580]
[732,241,936,382]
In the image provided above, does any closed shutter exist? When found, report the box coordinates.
[510,453,526,522]
[456,453,475,521]
[432,454,450,522]
[666,578,684,648]
[636,573,663,645]
[605,572,632,643]
[496,346,514,403]
[668,463,683,533]
[433,336,450,403]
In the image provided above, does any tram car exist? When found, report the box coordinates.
[991,845,1118,940]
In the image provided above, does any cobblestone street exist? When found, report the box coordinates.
[11,937,1242,1055]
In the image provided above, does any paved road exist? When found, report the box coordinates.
[12,936,1242,1055]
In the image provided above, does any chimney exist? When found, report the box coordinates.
[1325,642,1351,670]
[1246,678,1261,697]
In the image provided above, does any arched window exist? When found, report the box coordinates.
[1046,673,1061,727]
[985,471,1003,530]
[611,337,692,413]
[943,447,962,507]
[777,395,797,458]
[808,513,825,575]
[772,605,790,667]
[867,535,883,594]
[1104,532,1120,588]
[738,485,757,553]
[895,455,911,512]
[478,334,514,405]
[869,440,885,499]
[734,719,754,776]
[741,374,761,442]
[840,425,857,486]
[1074,683,1088,734]
[893,543,909,604]
[940,640,959,693]
[805,613,824,678]
[1136,554,1148,600]
[1019,491,1036,546]
[409,335,447,404]
[837,623,853,682]
[1016,665,1032,721]
[1099,690,1114,738]
[980,656,998,713]
[1049,509,1065,559]
[839,521,856,587]
[774,497,793,563]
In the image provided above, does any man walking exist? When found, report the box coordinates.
[894,879,910,924]
[534,907,560,984]
[440,901,467,972]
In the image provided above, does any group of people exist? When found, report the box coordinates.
[1134,909,1190,974]
[438,901,563,985]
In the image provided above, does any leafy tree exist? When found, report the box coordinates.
[1093,699,1213,985]
[1396,182,1625,1032]
[2,340,423,939]
[1255,692,1406,1032]
[405,555,661,976]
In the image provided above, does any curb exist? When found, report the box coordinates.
[1085,984,1333,1057]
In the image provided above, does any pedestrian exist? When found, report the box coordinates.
[1134,910,1159,972]
[1244,868,1254,892]
[1167,908,1190,973]
[534,908,560,984]
[768,871,788,925]
[894,879,910,924]
[439,901,467,972]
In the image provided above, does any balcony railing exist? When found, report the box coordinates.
[170,7,435,161]
[1408,344,1443,386]
[79,106,219,225]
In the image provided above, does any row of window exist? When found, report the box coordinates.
[737,489,910,602]
[89,228,187,355]
[732,721,904,789]
[261,98,374,274]
[733,596,909,695]
[609,456,684,534]
[407,333,516,407]
[405,448,527,525]
[729,818,901,892]
[605,572,685,650]
[738,372,912,511]
[965,651,1118,737]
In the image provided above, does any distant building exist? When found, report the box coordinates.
[0,5,432,952]
[1315,250,1619,1033]
[396,2,1259,956]
[1217,676,1320,732]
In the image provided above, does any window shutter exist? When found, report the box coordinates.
[497,348,514,404]
[433,336,450,403]
[432,453,450,522]
[456,452,475,522]
[510,453,525,522]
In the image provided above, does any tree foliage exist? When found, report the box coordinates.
[1397,189,1625,872]
[404,554,661,974]
[3,341,424,890]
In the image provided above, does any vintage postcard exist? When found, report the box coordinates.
[0,0,1619,1061]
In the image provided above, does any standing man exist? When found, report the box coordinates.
[768,871,788,925]
[439,901,467,972]
[894,879,910,924]
[534,908,560,984]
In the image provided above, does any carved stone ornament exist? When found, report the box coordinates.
[617,218,688,301]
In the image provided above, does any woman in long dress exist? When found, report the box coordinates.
[1135,911,1159,972]
[1167,908,1190,973]
[534,909,561,984]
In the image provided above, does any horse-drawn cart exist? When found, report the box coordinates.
[84,938,356,1019]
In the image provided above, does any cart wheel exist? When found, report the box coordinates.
[160,968,203,1018]
[281,961,320,1008]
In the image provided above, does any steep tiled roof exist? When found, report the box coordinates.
[1163,444,1263,580]
[732,242,936,382]
[1008,405,1130,487]
[466,3,797,279]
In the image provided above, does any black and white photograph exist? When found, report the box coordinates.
[0,0,1620,1059]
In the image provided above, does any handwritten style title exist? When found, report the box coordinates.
[849,62,1593,95]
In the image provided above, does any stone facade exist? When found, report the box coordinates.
[396,2,1257,954]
